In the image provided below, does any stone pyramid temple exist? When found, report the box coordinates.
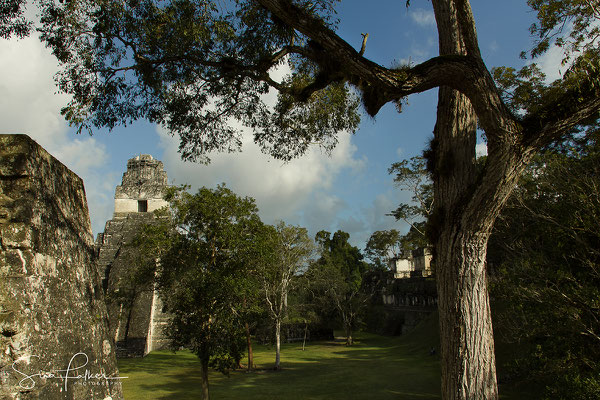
[96,154,170,357]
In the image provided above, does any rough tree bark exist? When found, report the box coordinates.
[430,2,526,398]
[253,0,599,397]
[432,2,496,398]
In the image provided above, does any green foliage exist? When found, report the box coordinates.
[526,0,600,62]
[36,0,359,162]
[364,229,402,269]
[388,156,432,227]
[489,132,600,399]
[305,230,370,345]
[386,156,431,253]
[0,0,30,39]
[491,64,547,115]
[259,222,314,310]
[257,221,314,366]
[142,184,264,386]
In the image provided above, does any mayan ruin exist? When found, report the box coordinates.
[96,154,171,358]
[0,135,123,400]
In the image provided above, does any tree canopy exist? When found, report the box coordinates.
[25,0,600,398]
[0,0,30,39]
[364,229,403,269]
[307,230,369,345]
[258,221,314,369]
[489,132,600,399]
[149,184,263,400]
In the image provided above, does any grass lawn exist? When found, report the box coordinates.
[117,314,538,400]
[118,316,441,400]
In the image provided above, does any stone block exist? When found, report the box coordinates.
[0,134,123,400]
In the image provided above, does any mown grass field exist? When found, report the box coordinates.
[117,314,537,400]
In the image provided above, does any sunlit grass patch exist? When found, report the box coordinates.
[118,329,441,400]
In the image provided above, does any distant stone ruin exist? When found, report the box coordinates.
[379,248,436,335]
[96,155,170,358]
[388,247,433,279]
[0,135,123,400]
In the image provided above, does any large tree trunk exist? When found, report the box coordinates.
[431,1,497,397]
[432,80,499,398]
[436,224,497,399]
[430,3,535,398]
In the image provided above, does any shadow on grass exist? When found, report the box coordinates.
[119,333,441,400]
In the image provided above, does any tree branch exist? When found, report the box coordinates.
[256,0,519,138]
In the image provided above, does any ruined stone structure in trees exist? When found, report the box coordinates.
[0,134,123,399]
[380,248,436,335]
[388,247,434,279]
[96,154,170,357]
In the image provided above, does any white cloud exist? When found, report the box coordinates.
[0,34,111,235]
[409,8,436,27]
[338,190,411,249]
[158,124,366,228]
[301,192,348,235]
[476,142,488,158]
[0,36,70,147]
[535,44,565,82]
[53,138,109,177]
[533,20,600,83]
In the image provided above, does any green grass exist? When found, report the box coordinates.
[118,316,441,400]
[117,313,536,400]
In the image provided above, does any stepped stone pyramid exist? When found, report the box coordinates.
[96,154,170,357]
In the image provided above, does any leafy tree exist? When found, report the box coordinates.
[364,229,403,269]
[0,0,31,39]
[489,133,600,399]
[388,155,432,255]
[388,156,433,235]
[148,184,262,400]
[234,243,266,372]
[307,230,369,345]
[36,0,600,397]
[258,221,314,370]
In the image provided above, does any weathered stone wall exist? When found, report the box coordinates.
[114,155,168,215]
[0,135,123,400]
[97,214,164,357]
[389,247,434,279]
[367,275,438,335]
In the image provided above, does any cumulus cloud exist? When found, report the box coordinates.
[0,36,69,147]
[476,142,488,158]
[0,34,111,235]
[336,190,412,249]
[532,20,600,83]
[158,124,365,228]
[409,8,436,27]
[535,44,565,82]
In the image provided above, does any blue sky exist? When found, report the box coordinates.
[0,1,563,248]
